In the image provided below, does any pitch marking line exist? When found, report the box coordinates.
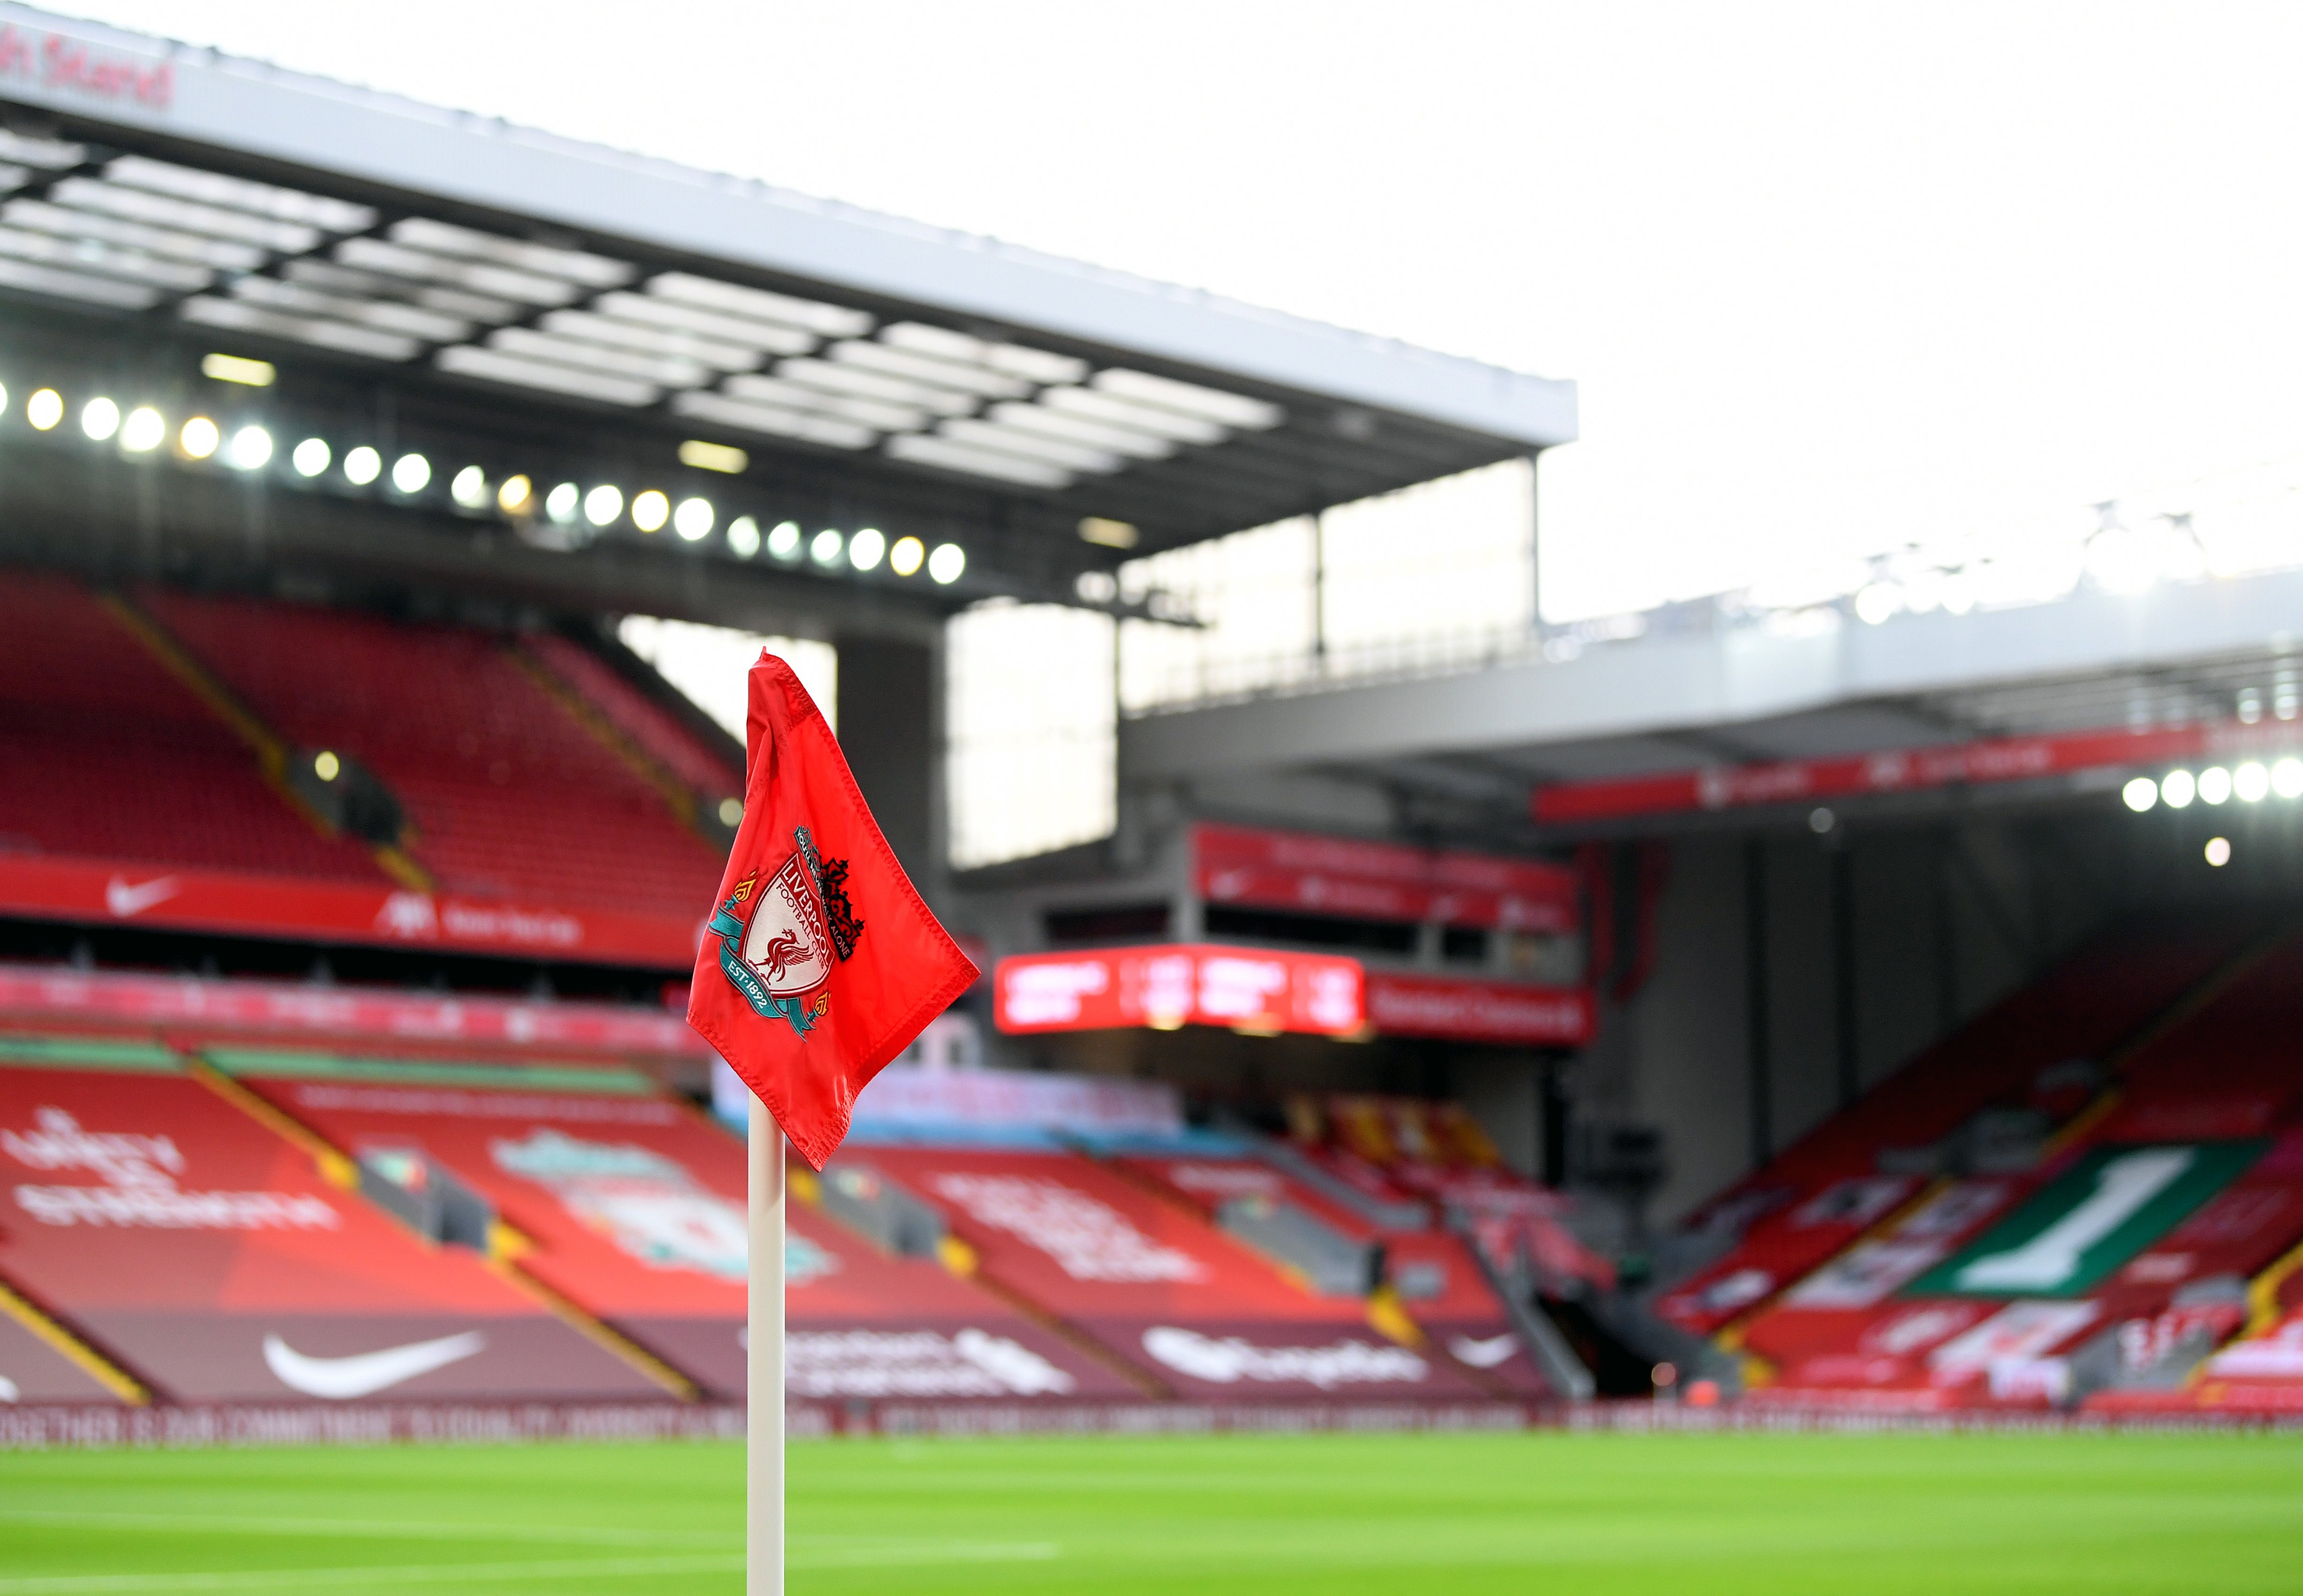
[0,1543,1061,1591]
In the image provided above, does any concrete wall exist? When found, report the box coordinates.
[1591,810,2139,1225]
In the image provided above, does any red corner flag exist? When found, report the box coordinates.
[687,652,977,1170]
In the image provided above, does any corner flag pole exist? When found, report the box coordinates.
[747,1107,785,1595]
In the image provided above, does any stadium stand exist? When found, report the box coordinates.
[139,589,726,916]
[1107,1133,1557,1396]
[0,1032,669,1404]
[1694,922,2303,1413]
[1656,914,2263,1342]
[0,572,387,884]
[850,1140,1498,1400]
[211,1048,1126,1407]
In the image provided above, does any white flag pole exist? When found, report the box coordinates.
[747,1106,785,1596]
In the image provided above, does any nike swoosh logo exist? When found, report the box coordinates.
[104,875,180,918]
[1449,1333,1519,1369]
[262,1331,486,1399]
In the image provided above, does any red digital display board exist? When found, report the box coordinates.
[994,944,1363,1037]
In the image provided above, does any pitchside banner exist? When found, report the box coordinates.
[1909,1143,2264,1299]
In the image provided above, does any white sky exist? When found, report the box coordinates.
[69,1,2303,618]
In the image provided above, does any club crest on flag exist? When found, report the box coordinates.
[707,833,847,1037]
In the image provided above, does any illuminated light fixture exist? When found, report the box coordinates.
[678,438,749,474]
[2270,757,2303,799]
[849,527,885,571]
[1078,517,1139,550]
[673,497,714,542]
[889,535,924,577]
[545,482,580,524]
[342,444,381,485]
[80,397,120,441]
[26,388,61,429]
[717,796,744,827]
[2161,768,2197,809]
[180,416,220,459]
[631,489,670,533]
[2198,766,2232,806]
[313,750,340,782]
[450,465,489,508]
[120,406,164,452]
[1076,571,1118,604]
[291,438,330,477]
[1853,583,1900,625]
[2235,761,2271,803]
[201,352,275,387]
[811,528,842,565]
[726,515,761,557]
[2121,776,2158,813]
[497,474,534,514]
[391,452,430,494]
[1146,1014,1185,1032]
[2205,836,2232,868]
[227,425,273,470]
[767,521,801,560]
[584,484,624,527]
[927,542,965,585]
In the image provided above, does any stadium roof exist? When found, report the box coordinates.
[1123,567,2303,841]
[0,6,1573,625]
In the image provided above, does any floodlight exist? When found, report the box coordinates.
[928,542,965,584]
[2235,762,2270,803]
[2121,776,2158,813]
[2161,768,2197,808]
[2198,766,2232,806]
[726,516,761,557]
[498,474,534,513]
[631,489,670,532]
[120,407,164,453]
[314,751,340,782]
[811,529,842,565]
[767,521,801,560]
[678,438,748,474]
[850,527,885,571]
[227,425,273,470]
[889,535,924,576]
[27,388,62,430]
[2205,836,2232,867]
[343,445,381,484]
[292,438,331,477]
[81,397,119,441]
[391,452,430,493]
[674,497,714,541]
[718,797,744,826]
[181,416,221,459]
[202,353,275,387]
[451,466,489,508]
[546,482,580,524]
[1853,584,1899,625]
[584,484,623,526]
[2272,758,2303,799]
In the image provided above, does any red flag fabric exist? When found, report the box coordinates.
[686,652,978,1170]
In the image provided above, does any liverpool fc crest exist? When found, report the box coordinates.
[707,827,864,1037]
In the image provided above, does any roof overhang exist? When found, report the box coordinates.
[0,5,1573,622]
[1121,568,2303,843]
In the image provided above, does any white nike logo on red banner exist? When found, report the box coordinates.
[103,875,180,918]
[1448,1333,1519,1369]
[262,1331,486,1398]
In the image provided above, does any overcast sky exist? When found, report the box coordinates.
[68,2,2303,619]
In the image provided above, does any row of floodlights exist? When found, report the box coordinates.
[0,377,967,585]
[2121,760,2303,813]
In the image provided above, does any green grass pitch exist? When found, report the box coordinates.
[1,1430,2300,1593]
